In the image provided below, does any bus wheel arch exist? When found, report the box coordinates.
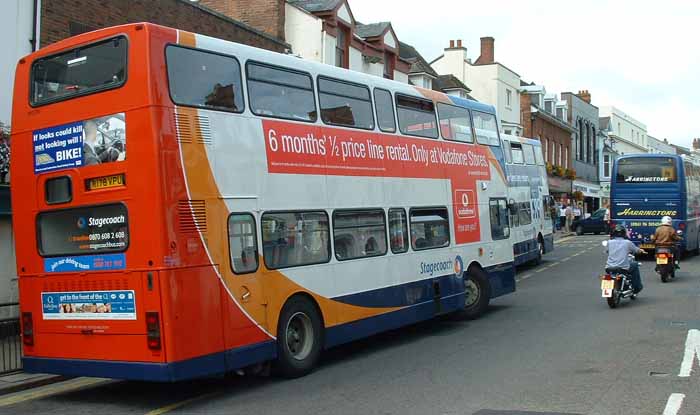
[460,263,491,320]
[274,292,325,378]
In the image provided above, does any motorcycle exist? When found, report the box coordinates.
[654,230,682,283]
[600,240,637,309]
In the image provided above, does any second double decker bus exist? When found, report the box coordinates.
[502,134,554,266]
[12,23,516,381]
[611,154,700,253]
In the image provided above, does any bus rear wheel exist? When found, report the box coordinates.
[275,296,323,378]
[460,267,491,320]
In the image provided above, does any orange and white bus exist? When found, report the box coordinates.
[11,23,515,381]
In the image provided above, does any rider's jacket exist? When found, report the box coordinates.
[652,224,680,247]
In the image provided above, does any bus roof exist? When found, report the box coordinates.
[18,22,498,116]
[500,133,541,147]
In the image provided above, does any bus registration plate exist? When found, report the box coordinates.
[86,174,125,191]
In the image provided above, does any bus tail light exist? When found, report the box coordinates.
[22,312,34,346]
[146,312,161,350]
[679,222,686,230]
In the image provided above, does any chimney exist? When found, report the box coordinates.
[456,39,462,48]
[577,90,591,104]
[475,36,494,65]
[449,40,455,48]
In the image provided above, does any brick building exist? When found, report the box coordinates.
[39,0,287,52]
[520,87,576,203]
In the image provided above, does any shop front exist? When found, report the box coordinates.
[573,179,601,217]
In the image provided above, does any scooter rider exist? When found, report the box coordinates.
[605,224,647,294]
[651,216,681,269]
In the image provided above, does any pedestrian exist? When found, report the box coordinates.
[565,204,574,234]
[559,204,566,231]
[0,137,9,184]
[550,204,558,231]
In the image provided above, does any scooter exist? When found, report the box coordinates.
[600,241,637,309]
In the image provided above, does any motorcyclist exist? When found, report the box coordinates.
[605,224,646,294]
[651,216,681,269]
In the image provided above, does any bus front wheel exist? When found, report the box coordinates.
[275,295,323,378]
[460,267,491,320]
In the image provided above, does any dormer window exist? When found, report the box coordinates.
[529,93,542,107]
[544,99,554,114]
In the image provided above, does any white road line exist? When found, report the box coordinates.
[679,329,700,377]
[519,273,533,280]
[662,393,685,415]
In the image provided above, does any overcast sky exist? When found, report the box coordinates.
[348,0,700,148]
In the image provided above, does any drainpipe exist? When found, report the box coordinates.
[30,0,41,51]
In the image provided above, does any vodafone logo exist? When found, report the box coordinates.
[455,189,476,218]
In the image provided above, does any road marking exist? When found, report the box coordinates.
[517,273,533,281]
[662,393,685,415]
[679,329,700,377]
[145,391,221,415]
[0,377,110,408]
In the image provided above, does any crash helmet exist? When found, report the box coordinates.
[661,216,673,226]
[611,224,627,238]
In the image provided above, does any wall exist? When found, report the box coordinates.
[349,46,364,73]
[0,0,34,128]
[0,217,18,317]
[600,106,648,155]
[198,0,285,41]
[40,0,287,52]
[285,3,323,62]
[393,71,408,84]
[562,93,600,183]
[647,136,676,154]
[521,94,573,170]
[323,32,337,66]
[496,64,521,133]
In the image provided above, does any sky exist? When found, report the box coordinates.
[348,0,700,149]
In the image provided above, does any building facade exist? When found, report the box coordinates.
[431,37,522,135]
[598,117,617,206]
[520,87,576,203]
[561,91,601,213]
[203,0,412,82]
[599,106,648,155]
[647,135,676,154]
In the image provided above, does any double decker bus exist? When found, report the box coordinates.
[501,135,554,266]
[11,23,516,381]
[611,154,700,253]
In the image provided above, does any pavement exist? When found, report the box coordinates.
[0,234,697,414]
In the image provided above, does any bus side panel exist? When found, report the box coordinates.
[159,267,225,365]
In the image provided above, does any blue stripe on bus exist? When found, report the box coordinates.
[22,340,276,382]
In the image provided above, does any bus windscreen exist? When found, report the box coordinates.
[31,36,127,106]
[616,157,677,183]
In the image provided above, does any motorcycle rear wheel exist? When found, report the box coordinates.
[607,288,620,308]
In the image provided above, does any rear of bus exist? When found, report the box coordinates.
[11,24,256,381]
[610,155,687,250]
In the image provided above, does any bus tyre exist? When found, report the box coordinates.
[275,296,323,378]
[460,267,491,320]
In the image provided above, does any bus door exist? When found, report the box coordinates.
[225,210,268,334]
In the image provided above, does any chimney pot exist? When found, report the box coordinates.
[449,40,455,48]
[457,39,462,48]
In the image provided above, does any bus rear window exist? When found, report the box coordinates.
[616,157,677,183]
[37,203,129,257]
[31,36,127,106]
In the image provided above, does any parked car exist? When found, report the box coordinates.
[572,208,609,235]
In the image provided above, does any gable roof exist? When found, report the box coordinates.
[355,22,390,38]
[287,0,342,13]
[433,75,471,92]
[398,41,438,77]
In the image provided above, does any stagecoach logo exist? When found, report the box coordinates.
[617,208,677,217]
[455,189,476,218]
[454,255,464,278]
[77,217,87,229]
[624,176,670,182]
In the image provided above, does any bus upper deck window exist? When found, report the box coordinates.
[31,36,127,106]
[473,111,500,146]
[45,176,72,205]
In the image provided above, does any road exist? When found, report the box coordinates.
[1,234,699,415]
